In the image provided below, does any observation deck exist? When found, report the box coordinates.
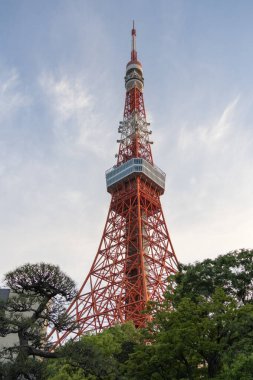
[106,158,166,194]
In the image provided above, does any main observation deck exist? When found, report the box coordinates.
[106,158,166,194]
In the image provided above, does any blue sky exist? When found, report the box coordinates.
[1,0,253,286]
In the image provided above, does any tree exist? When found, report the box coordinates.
[0,263,76,379]
[127,289,238,379]
[173,249,253,305]
[125,250,253,379]
[46,322,141,380]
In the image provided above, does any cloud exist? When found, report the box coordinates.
[39,72,114,158]
[39,73,93,123]
[201,95,240,142]
[0,68,31,122]
[178,95,240,151]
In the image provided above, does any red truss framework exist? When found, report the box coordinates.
[47,23,179,349]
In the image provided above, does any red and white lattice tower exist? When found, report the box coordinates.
[48,23,179,348]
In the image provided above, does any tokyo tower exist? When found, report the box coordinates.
[48,23,179,347]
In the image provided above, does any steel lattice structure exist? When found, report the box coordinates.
[47,23,179,348]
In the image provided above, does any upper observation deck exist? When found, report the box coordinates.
[106,158,166,194]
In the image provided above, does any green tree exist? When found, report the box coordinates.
[126,250,253,379]
[0,263,76,379]
[46,322,141,380]
[128,289,239,379]
[173,249,253,305]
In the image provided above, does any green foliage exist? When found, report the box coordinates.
[85,322,141,357]
[216,353,253,380]
[46,363,90,380]
[49,338,116,379]
[0,358,46,380]
[173,249,253,305]
[46,322,141,380]
[126,289,238,379]
[5,263,76,301]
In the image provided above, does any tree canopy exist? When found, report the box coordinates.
[0,263,76,379]
[46,322,141,380]
[126,288,253,379]
[173,248,253,305]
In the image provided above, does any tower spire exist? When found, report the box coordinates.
[119,22,150,166]
[131,20,137,61]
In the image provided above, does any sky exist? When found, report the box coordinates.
[0,0,253,287]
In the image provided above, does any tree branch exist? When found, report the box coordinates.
[28,346,60,359]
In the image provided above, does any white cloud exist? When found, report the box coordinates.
[39,72,114,158]
[178,95,240,151]
[201,95,240,142]
[0,68,30,122]
[39,73,92,123]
